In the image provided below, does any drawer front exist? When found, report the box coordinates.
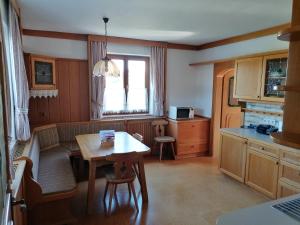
[177,143,208,155]
[280,150,300,166]
[279,161,300,185]
[247,141,279,158]
[177,121,209,144]
[277,180,300,198]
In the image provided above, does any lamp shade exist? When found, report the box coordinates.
[93,59,120,77]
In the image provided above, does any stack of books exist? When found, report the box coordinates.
[99,130,115,146]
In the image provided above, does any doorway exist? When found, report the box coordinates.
[210,63,243,158]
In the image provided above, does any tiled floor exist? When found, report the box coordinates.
[73,157,268,225]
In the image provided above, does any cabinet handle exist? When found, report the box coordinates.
[276,161,279,165]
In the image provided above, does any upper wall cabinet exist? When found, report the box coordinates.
[261,53,288,103]
[233,52,288,103]
[234,57,263,100]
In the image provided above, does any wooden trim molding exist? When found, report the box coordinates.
[22,29,88,41]
[22,29,198,50]
[23,23,291,51]
[189,49,288,66]
[197,23,291,50]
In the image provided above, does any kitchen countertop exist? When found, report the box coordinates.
[217,194,300,225]
[220,128,300,153]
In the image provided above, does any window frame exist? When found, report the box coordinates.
[103,54,150,115]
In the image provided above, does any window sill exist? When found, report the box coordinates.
[93,114,165,121]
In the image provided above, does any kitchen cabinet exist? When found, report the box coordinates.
[219,133,247,182]
[234,57,263,100]
[245,142,279,199]
[233,52,288,102]
[168,117,210,159]
[261,53,288,103]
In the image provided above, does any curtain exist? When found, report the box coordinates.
[90,41,106,119]
[150,46,165,116]
[9,5,30,141]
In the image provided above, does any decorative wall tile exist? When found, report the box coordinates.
[244,102,283,131]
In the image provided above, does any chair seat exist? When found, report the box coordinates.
[103,166,136,183]
[38,147,77,195]
[154,136,175,143]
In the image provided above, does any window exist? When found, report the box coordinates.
[103,55,149,115]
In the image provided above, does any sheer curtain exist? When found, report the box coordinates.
[9,4,30,141]
[150,46,166,116]
[90,40,106,119]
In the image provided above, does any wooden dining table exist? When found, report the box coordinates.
[75,131,150,214]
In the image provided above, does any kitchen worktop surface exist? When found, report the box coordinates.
[220,128,300,153]
[217,194,300,225]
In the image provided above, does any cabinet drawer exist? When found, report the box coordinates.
[177,122,209,143]
[277,180,300,198]
[280,150,300,166]
[247,141,279,158]
[177,143,208,155]
[279,160,300,186]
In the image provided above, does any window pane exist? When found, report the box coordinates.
[103,59,125,113]
[127,60,148,112]
[128,60,146,88]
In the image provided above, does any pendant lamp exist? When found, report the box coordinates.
[93,17,120,77]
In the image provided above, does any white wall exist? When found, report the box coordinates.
[166,49,213,117]
[22,35,150,59]
[22,34,288,118]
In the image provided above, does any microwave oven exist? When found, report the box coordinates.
[169,106,194,120]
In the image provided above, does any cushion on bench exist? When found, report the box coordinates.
[38,146,76,195]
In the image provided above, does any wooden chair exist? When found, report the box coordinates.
[152,120,176,161]
[103,152,140,215]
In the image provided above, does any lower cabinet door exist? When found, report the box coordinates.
[277,180,300,198]
[219,133,247,183]
[246,148,279,199]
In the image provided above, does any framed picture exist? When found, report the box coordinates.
[31,55,56,89]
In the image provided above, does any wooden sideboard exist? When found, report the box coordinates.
[167,117,210,159]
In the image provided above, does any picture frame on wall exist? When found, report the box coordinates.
[31,55,56,89]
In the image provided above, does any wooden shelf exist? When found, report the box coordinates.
[271,132,300,149]
[242,108,283,117]
[278,26,300,41]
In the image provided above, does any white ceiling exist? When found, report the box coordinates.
[19,0,292,45]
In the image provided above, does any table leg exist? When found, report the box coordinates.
[87,161,96,214]
[138,158,148,203]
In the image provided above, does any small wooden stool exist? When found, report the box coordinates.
[152,120,176,160]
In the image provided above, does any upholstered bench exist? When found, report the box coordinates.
[19,127,77,225]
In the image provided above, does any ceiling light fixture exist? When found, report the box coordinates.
[93,17,120,77]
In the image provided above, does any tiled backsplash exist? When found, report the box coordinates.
[244,102,283,131]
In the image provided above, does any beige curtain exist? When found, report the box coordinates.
[150,46,166,116]
[90,41,106,119]
[9,5,30,141]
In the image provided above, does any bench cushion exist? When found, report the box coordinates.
[38,146,76,195]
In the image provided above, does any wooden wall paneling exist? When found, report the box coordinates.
[57,60,71,122]
[36,98,50,123]
[69,61,81,122]
[48,62,61,123]
[79,61,89,121]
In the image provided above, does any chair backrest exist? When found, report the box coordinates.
[132,133,143,142]
[106,152,141,180]
[152,119,168,137]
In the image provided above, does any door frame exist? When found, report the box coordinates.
[209,61,235,158]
